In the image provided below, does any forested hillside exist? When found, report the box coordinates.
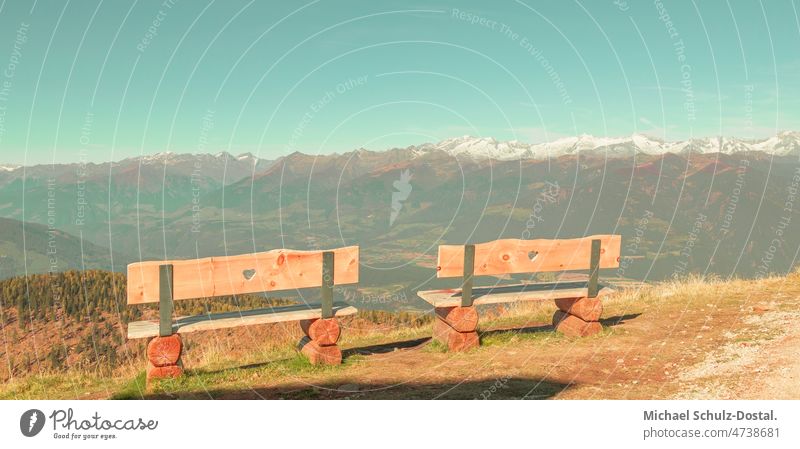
[0,270,295,380]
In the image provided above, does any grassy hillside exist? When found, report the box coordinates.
[2,270,799,399]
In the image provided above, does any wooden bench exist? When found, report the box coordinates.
[418,235,622,351]
[126,246,360,382]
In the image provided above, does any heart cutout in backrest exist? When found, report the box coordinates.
[243,269,256,280]
[528,251,539,262]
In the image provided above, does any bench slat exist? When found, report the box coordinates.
[417,282,614,308]
[127,246,359,304]
[436,235,621,278]
[127,303,358,339]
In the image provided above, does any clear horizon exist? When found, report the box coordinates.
[0,0,798,165]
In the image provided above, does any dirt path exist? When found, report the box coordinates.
[673,304,800,400]
[741,332,800,399]
[671,299,800,400]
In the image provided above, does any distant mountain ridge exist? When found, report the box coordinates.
[0,151,274,187]
[2,132,799,174]
[408,131,800,160]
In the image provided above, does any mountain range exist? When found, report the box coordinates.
[2,131,799,176]
[2,133,800,311]
[410,131,800,160]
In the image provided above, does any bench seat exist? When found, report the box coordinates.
[127,302,358,339]
[417,281,614,308]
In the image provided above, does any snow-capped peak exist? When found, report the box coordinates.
[411,132,800,160]
[236,152,257,162]
[417,135,535,160]
[136,151,177,163]
[121,151,266,166]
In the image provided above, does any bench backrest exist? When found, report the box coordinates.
[127,246,359,337]
[436,235,621,278]
[437,235,620,306]
[127,246,359,304]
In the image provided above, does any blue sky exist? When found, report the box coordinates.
[0,0,798,164]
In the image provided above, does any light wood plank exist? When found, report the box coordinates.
[417,281,615,308]
[127,303,358,339]
[436,235,621,278]
[127,246,359,304]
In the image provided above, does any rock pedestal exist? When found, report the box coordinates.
[299,318,342,365]
[432,306,479,351]
[553,297,603,337]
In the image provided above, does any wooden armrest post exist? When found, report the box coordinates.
[588,239,600,298]
[461,244,475,307]
[158,264,174,337]
[321,251,334,319]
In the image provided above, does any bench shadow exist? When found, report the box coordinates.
[480,312,642,338]
[343,337,430,357]
[139,377,575,400]
[481,322,554,337]
[600,313,642,326]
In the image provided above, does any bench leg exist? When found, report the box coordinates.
[146,334,183,384]
[433,306,479,351]
[299,318,342,365]
[552,297,603,337]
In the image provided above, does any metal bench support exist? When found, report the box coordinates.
[588,239,601,298]
[159,264,174,337]
[461,244,475,307]
[321,251,334,319]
